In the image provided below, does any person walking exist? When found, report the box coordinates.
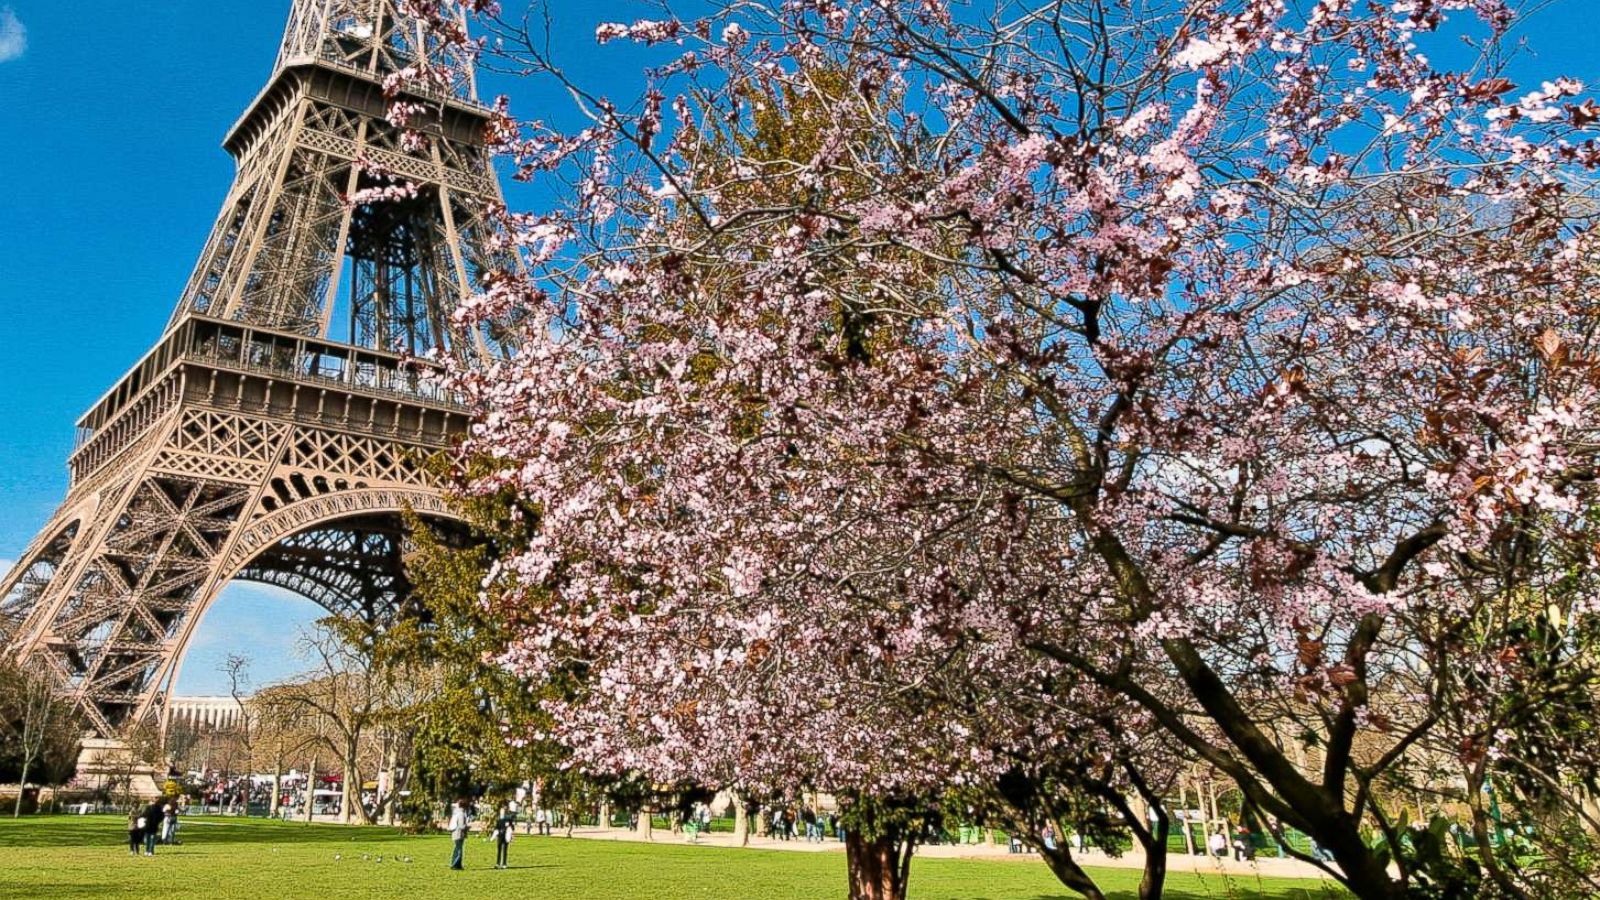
[141,799,166,856]
[493,804,514,869]
[126,808,143,856]
[447,798,471,870]
[162,802,179,846]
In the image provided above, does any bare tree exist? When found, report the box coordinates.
[220,654,255,815]
[252,685,322,819]
[275,618,385,824]
[10,669,58,817]
[109,721,161,811]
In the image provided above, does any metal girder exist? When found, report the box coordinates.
[166,0,512,365]
[237,515,411,623]
[276,0,479,104]
[0,3,504,739]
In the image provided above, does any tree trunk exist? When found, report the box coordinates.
[1172,780,1189,855]
[269,744,283,819]
[1322,816,1405,900]
[12,758,29,818]
[844,829,914,900]
[732,793,750,847]
[636,804,653,840]
[380,740,398,827]
[1138,813,1170,900]
[1145,839,1171,896]
[304,756,317,823]
[341,736,365,825]
[1036,842,1108,900]
[1113,765,1171,900]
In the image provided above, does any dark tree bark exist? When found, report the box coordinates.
[845,828,915,900]
[1035,842,1108,900]
[1139,824,1169,900]
[1108,762,1170,900]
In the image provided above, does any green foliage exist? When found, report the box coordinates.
[392,515,543,822]
[1384,814,1484,900]
[1428,584,1600,897]
[835,792,944,847]
[391,460,617,828]
[0,659,83,788]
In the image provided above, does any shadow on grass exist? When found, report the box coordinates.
[3,887,119,897]
[1019,885,1348,900]
[1031,893,1345,900]
[0,816,416,850]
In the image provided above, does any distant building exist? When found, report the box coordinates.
[168,696,248,732]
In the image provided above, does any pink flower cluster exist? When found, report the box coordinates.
[405,0,1600,815]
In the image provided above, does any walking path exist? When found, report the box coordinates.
[562,826,1338,881]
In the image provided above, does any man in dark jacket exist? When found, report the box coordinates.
[142,799,167,855]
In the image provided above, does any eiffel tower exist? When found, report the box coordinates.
[0,1,506,745]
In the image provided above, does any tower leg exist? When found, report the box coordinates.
[5,389,458,775]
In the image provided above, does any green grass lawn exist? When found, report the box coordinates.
[0,815,1342,899]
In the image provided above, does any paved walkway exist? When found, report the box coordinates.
[560,827,1339,881]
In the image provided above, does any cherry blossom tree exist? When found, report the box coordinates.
[394,1,1600,896]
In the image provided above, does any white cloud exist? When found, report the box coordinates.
[0,8,26,64]
[0,559,14,582]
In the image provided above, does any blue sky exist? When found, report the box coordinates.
[0,1,1594,695]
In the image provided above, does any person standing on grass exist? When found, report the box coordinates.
[161,803,179,846]
[126,808,143,856]
[141,799,166,856]
[448,798,471,870]
[493,805,514,869]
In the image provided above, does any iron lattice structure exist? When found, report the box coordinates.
[0,0,507,739]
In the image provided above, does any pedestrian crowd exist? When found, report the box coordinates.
[766,804,840,842]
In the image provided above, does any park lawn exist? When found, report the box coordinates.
[0,815,1344,900]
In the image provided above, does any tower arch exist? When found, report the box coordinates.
[1,2,503,744]
[150,496,466,735]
